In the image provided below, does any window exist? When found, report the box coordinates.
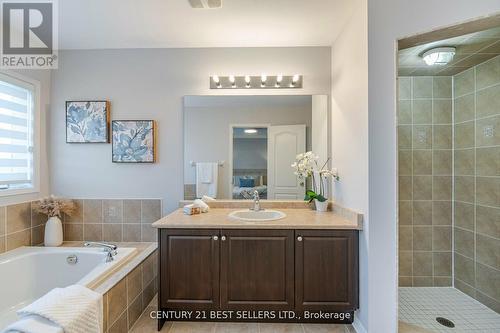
[0,72,39,196]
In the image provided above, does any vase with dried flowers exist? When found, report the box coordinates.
[35,196,75,246]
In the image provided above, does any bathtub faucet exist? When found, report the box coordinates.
[84,241,118,262]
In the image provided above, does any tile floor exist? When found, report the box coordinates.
[399,287,500,332]
[130,296,356,333]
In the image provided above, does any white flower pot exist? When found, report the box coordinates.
[44,216,63,247]
[314,199,329,212]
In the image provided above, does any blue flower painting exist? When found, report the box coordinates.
[66,101,109,143]
[112,120,155,163]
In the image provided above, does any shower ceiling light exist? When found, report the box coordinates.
[422,47,456,66]
[244,129,258,134]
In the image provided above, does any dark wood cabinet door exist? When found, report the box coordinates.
[160,229,220,310]
[220,229,294,310]
[295,230,358,311]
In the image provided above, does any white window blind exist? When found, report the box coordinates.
[0,73,35,192]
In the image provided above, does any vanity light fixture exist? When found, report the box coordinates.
[421,47,456,66]
[261,74,267,87]
[212,75,221,88]
[276,74,283,87]
[229,75,236,87]
[209,75,302,89]
[244,129,258,134]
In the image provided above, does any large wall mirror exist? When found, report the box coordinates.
[183,95,329,200]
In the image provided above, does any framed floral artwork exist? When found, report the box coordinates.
[112,120,156,163]
[66,101,110,143]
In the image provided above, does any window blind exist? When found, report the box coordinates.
[0,74,34,191]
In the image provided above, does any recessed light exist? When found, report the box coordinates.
[244,129,258,134]
[422,47,456,66]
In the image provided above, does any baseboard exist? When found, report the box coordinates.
[352,317,367,333]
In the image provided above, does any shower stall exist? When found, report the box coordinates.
[397,23,499,332]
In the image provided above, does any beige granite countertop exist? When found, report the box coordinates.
[152,207,362,230]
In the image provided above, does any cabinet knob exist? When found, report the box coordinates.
[213,235,218,241]
[297,236,303,242]
[221,235,226,241]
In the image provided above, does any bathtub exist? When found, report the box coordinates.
[0,246,136,329]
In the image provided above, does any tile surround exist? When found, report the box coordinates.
[0,198,162,254]
[452,56,500,313]
[64,199,162,243]
[104,251,158,333]
[397,76,453,286]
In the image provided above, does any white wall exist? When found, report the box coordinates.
[0,69,51,206]
[184,95,312,199]
[330,0,369,330]
[367,1,500,333]
[49,48,331,213]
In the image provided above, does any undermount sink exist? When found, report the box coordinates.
[228,209,286,222]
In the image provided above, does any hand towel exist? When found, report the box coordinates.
[16,285,102,333]
[196,162,218,198]
[3,315,63,333]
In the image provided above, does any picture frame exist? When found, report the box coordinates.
[112,120,156,163]
[66,100,110,143]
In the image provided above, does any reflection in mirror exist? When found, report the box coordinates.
[232,127,268,199]
[183,95,329,200]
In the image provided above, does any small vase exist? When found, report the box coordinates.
[44,216,63,246]
[314,199,329,212]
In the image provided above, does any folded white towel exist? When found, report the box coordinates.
[3,315,63,333]
[193,199,209,213]
[16,285,102,333]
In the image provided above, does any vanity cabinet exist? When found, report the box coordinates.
[295,230,358,311]
[158,228,358,325]
[220,229,294,310]
[159,229,220,310]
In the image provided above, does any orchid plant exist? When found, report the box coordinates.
[291,151,339,203]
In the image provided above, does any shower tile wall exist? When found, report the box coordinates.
[398,76,453,287]
[453,55,500,313]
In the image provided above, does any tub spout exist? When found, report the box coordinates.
[84,241,118,262]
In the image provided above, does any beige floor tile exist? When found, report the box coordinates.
[259,323,305,333]
[169,321,216,333]
[302,324,348,333]
[398,321,433,333]
[214,322,258,333]
[130,306,171,333]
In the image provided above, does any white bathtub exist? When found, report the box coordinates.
[0,246,136,329]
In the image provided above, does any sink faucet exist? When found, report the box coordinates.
[250,190,262,212]
[84,241,118,262]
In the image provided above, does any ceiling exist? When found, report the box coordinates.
[58,0,353,49]
[398,26,500,76]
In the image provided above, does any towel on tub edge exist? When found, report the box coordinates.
[9,285,102,333]
[2,315,63,333]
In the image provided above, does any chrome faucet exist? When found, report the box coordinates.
[84,241,118,262]
[250,190,262,212]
